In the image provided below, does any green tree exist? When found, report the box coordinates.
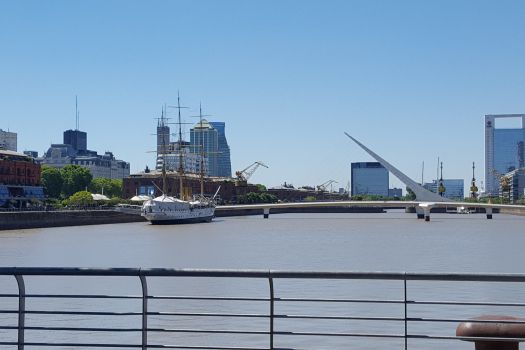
[255,184,267,192]
[41,166,63,198]
[61,165,93,198]
[66,191,94,207]
[405,187,416,200]
[89,178,123,198]
[237,192,278,204]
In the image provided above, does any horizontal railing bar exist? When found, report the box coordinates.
[276,297,404,304]
[0,310,268,318]
[19,310,141,316]
[23,294,142,299]
[146,345,268,350]
[2,267,525,282]
[147,328,269,335]
[408,317,525,324]
[0,342,267,350]
[5,293,266,301]
[276,314,404,321]
[274,331,404,338]
[408,334,525,342]
[150,295,269,302]
[0,325,141,332]
[408,300,525,307]
[152,311,269,318]
[2,342,142,348]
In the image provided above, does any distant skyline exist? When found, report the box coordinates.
[2,0,525,192]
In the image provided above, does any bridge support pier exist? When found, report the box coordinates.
[424,208,431,222]
[486,207,493,220]
[263,208,270,219]
[418,203,434,222]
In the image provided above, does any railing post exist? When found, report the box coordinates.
[268,274,274,350]
[139,273,148,350]
[15,274,25,350]
[404,273,407,350]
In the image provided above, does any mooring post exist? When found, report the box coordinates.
[263,208,270,219]
[486,207,493,219]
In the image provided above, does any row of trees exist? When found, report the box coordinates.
[41,165,122,199]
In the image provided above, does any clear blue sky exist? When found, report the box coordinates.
[2,0,525,191]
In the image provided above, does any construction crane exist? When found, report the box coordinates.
[235,161,269,184]
[491,169,512,203]
[317,180,338,193]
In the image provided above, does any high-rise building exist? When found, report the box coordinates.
[63,129,87,152]
[40,129,130,180]
[351,162,389,197]
[209,122,232,177]
[157,116,170,156]
[388,188,403,198]
[423,179,464,199]
[156,141,208,174]
[190,119,219,177]
[485,115,525,196]
[501,168,525,203]
[0,129,17,151]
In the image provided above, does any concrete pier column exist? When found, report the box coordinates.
[424,208,431,222]
[263,208,270,219]
[486,207,493,220]
[418,203,434,222]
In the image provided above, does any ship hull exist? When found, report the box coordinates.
[149,214,214,225]
[141,195,216,225]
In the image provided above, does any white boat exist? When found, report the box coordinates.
[141,94,217,225]
[142,195,215,224]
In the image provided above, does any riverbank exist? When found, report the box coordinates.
[0,210,144,230]
[1,204,524,230]
[0,206,384,230]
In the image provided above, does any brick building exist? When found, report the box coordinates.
[0,150,45,207]
[123,171,258,204]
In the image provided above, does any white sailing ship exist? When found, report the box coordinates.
[141,95,217,224]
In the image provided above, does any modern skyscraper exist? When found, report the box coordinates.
[209,121,232,177]
[485,114,525,196]
[63,129,87,152]
[351,162,389,197]
[190,119,219,176]
[156,113,170,156]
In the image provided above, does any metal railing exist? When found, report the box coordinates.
[1,268,525,349]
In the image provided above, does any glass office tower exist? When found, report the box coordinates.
[190,119,219,176]
[485,115,525,196]
[209,122,232,177]
[351,162,389,197]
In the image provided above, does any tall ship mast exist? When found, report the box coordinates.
[198,103,206,198]
[173,92,187,200]
[141,93,217,225]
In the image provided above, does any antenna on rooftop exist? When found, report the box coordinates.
[75,95,79,130]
